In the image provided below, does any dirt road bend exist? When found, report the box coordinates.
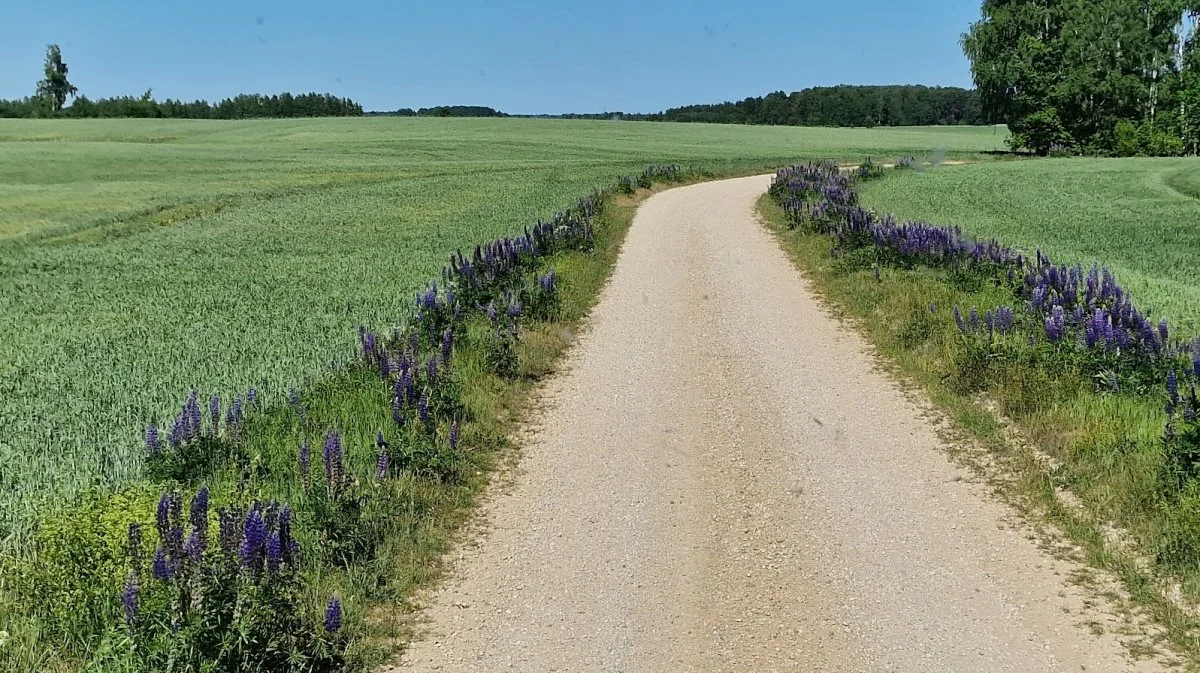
[392,175,1160,673]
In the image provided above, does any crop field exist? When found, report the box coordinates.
[858,158,1200,327]
[0,118,1006,541]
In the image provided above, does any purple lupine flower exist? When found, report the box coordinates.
[507,297,523,319]
[224,403,238,433]
[426,356,438,384]
[994,307,1014,333]
[968,308,980,330]
[380,350,391,378]
[1159,319,1169,346]
[362,329,378,360]
[185,390,201,440]
[485,302,498,323]
[289,386,300,408]
[928,302,937,314]
[1168,370,1180,404]
[1194,352,1200,379]
[239,505,268,570]
[441,328,454,366]
[1141,319,1160,354]
[122,579,138,627]
[404,369,417,405]
[449,419,460,450]
[393,375,406,409]
[190,484,210,545]
[218,507,241,557]
[299,440,311,487]
[168,415,184,449]
[376,445,390,481]
[145,423,162,455]
[418,391,431,428]
[952,306,967,334]
[323,430,344,497]
[1045,306,1066,344]
[266,532,282,574]
[325,596,343,632]
[208,393,221,435]
[152,546,172,581]
[247,388,257,405]
[184,529,204,566]
[278,505,298,563]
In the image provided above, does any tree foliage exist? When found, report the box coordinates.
[634,85,988,127]
[3,45,364,120]
[1,91,364,119]
[36,44,77,112]
[964,1,1200,154]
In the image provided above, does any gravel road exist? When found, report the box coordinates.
[390,175,1161,672]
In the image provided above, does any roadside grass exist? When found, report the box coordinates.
[757,191,1200,665]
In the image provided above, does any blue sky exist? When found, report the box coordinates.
[0,1,981,114]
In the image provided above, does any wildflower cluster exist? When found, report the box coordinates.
[120,486,340,671]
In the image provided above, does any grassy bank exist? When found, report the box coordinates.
[0,167,688,672]
[761,163,1200,663]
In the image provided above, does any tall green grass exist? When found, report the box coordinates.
[858,158,1200,326]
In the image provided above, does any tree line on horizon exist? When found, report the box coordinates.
[373,86,989,127]
[631,85,989,126]
[0,45,364,119]
[964,1,1200,155]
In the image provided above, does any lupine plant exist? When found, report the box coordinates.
[856,157,886,180]
[523,268,562,321]
[145,388,251,482]
[636,163,681,188]
[1165,368,1200,488]
[117,487,344,672]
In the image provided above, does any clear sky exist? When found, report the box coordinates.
[0,0,981,115]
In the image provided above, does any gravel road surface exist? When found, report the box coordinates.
[390,175,1160,673]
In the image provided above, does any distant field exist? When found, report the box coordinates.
[0,117,1006,534]
[859,158,1200,328]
